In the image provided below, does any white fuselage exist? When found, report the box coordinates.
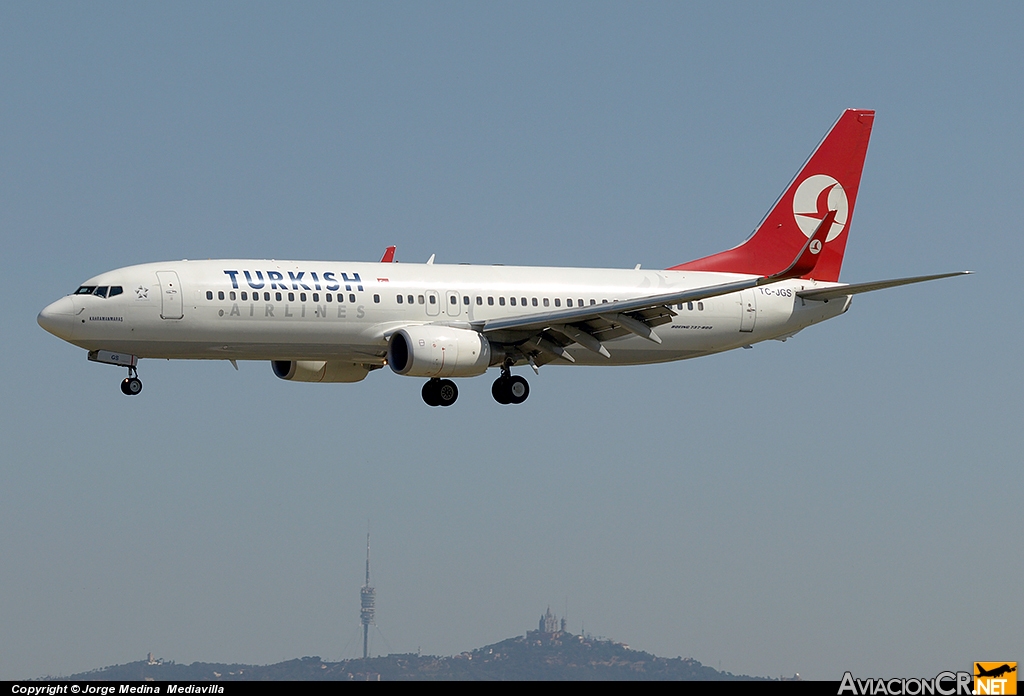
[39,259,850,369]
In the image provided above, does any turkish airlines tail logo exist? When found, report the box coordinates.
[669,109,874,282]
[793,174,849,242]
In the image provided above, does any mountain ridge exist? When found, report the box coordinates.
[43,630,780,681]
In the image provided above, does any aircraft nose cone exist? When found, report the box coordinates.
[38,296,76,340]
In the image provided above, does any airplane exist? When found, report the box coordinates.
[37,109,969,406]
[975,664,1016,679]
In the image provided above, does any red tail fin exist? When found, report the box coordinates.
[670,109,874,282]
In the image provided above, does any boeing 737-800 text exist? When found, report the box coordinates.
[38,110,968,406]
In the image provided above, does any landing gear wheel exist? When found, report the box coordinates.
[121,377,143,396]
[507,375,529,404]
[492,358,528,405]
[422,379,441,406]
[436,379,458,406]
[491,377,511,404]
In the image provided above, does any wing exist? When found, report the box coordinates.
[476,276,761,364]
[476,214,838,364]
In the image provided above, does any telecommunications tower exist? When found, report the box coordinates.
[359,532,375,659]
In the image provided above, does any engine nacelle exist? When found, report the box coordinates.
[271,360,369,383]
[387,325,491,378]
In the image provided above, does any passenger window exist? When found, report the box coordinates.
[509,297,516,306]
[241,291,248,301]
[698,301,704,311]
[264,292,271,301]
[313,293,319,302]
[229,291,235,300]
[288,292,295,302]
[94,286,109,298]
[488,297,494,305]
[463,296,470,305]
[544,298,550,307]
[326,293,333,302]
[206,291,213,300]
[418,295,425,304]
[566,299,573,307]
[276,292,283,301]
[476,296,483,305]
[590,299,596,305]
[408,295,414,304]
[299,292,306,302]
[555,299,561,307]
[397,295,403,304]
[109,286,123,297]
[450,295,457,304]
[578,299,583,306]
[218,291,225,300]
[499,297,505,306]
[687,302,694,310]
[532,298,538,306]
[349,293,356,303]
[373,294,380,303]
[429,295,436,304]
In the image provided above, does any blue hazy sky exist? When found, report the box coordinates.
[1,2,1020,681]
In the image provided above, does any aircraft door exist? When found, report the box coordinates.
[739,289,756,332]
[425,290,440,316]
[156,271,184,320]
[446,291,461,316]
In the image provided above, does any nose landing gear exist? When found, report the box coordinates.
[491,360,529,405]
[422,378,458,406]
[87,350,143,396]
[120,367,143,396]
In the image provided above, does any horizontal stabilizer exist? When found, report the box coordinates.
[796,271,971,301]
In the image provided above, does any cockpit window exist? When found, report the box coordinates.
[73,285,122,297]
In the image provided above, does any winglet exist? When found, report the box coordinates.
[761,209,835,282]
[380,246,396,263]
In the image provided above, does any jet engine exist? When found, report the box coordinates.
[387,325,491,378]
[271,360,369,383]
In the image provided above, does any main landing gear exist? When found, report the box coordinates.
[120,366,143,396]
[491,360,529,405]
[420,360,531,407]
[422,378,458,407]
